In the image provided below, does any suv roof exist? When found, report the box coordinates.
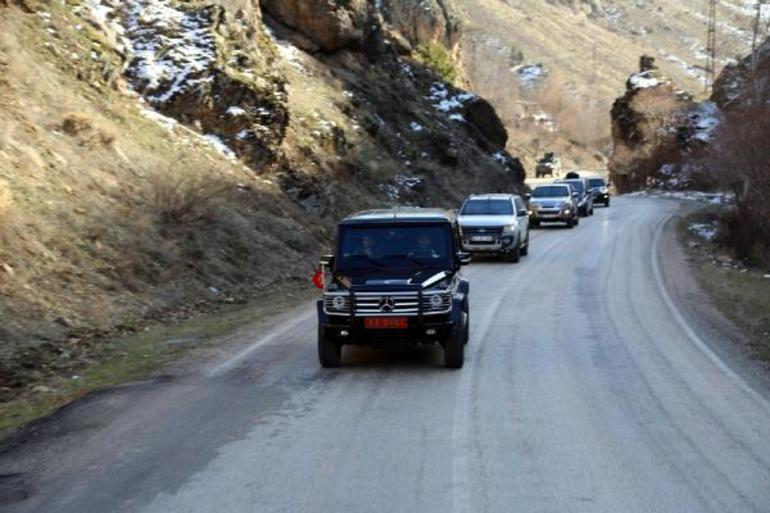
[341,208,455,225]
[464,193,519,200]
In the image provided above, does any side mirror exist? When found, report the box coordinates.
[572,192,578,198]
[517,209,528,217]
[524,193,532,201]
[457,252,471,266]
[319,254,335,268]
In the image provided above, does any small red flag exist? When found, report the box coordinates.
[312,268,324,289]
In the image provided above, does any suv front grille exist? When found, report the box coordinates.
[324,291,452,317]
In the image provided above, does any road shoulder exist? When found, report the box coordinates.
[658,202,770,400]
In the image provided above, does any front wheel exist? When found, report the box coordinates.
[444,324,465,369]
[606,198,611,207]
[318,327,341,368]
[507,242,521,263]
[566,218,575,229]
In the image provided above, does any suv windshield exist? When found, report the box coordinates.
[460,199,513,216]
[337,225,453,270]
[532,186,570,198]
[588,178,606,188]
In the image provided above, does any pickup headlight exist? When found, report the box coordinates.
[502,224,517,233]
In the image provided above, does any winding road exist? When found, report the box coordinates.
[2,197,770,513]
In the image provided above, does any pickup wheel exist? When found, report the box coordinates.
[444,323,465,369]
[507,241,521,263]
[566,218,575,229]
[520,234,529,256]
[318,327,341,368]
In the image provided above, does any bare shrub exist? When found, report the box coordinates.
[148,172,233,226]
[708,106,770,265]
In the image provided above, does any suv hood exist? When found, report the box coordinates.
[337,269,452,290]
[458,215,516,226]
[530,196,570,204]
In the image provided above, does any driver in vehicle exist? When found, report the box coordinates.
[412,233,441,259]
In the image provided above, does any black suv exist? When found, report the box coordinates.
[586,176,611,207]
[317,209,471,369]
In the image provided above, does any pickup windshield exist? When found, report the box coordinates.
[460,199,513,216]
[337,225,453,270]
[532,186,570,198]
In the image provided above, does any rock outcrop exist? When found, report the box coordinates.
[608,56,699,191]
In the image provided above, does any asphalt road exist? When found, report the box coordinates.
[2,197,770,513]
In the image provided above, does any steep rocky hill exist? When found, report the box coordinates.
[454,0,767,171]
[0,0,523,398]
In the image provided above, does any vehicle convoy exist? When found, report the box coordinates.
[528,184,579,228]
[317,209,471,369]
[556,177,594,217]
[457,194,530,262]
[535,152,561,178]
[587,176,611,206]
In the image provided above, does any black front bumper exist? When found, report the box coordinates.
[321,313,454,346]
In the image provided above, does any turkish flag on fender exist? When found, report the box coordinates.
[312,268,324,289]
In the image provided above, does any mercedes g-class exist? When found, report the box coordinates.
[316,209,471,369]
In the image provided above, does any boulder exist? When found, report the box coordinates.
[260,0,367,52]
[462,97,508,149]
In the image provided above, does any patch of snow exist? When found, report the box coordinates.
[117,0,217,104]
[492,152,507,164]
[425,83,475,120]
[235,129,250,140]
[202,134,236,159]
[226,106,247,117]
[691,101,721,143]
[629,71,661,90]
[139,106,178,130]
[689,222,718,241]
[409,122,424,133]
[512,64,546,88]
[627,189,734,205]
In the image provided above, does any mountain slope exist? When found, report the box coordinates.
[455,0,766,171]
[0,0,523,400]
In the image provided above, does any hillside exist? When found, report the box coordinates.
[0,0,523,400]
[455,0,766,172]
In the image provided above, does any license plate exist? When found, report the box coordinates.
[471,236,494,242]
[364,317,409,329]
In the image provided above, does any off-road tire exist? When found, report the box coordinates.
[318,327,341,368]
[566,218,575,229]
[444,323,465,369]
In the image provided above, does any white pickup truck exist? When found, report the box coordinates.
[457,194,530,263]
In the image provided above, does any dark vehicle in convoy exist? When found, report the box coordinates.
[457,194,530,262]
[535,152,561,178]
[587,176,611,206]
[317,209,471,369]
[555,177,594,217]
[527,184,579,228]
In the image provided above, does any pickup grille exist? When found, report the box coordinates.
[462,226,503,237]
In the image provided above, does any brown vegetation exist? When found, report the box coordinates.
[707,106,770,266]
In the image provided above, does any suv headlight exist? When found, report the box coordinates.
[324,293,351,313]
[502,224,517,233]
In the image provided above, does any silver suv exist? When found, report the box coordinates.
[528,184,579,228]
[457,194,530,262]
